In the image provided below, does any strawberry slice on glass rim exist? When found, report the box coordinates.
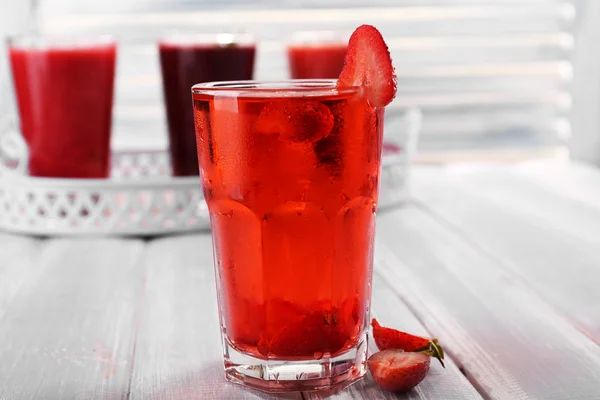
[337,24,397,108]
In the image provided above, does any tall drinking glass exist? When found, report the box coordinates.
[287,31,348,79]
[192,80,384,392]
[159,33,255,176]
[8,36,116,178]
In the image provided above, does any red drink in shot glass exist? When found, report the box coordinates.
[9,36,116,178]
[287,31,348,79]
[159,33,255,176]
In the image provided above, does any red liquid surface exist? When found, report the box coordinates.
[193,87,382,359]
[159,43,255,176]
[288,44,347,79]
[10,45,116,178]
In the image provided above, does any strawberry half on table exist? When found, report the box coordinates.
[368,350,431,393]
[372,318,445,367]
[369,319,446,393]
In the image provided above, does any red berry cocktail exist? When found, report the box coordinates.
[9,36,116,178]
[159,33,255,176]
[193,25,397,392]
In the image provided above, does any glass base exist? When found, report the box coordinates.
[223,333,369,393]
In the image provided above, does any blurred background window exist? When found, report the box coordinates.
[2,0,599,164]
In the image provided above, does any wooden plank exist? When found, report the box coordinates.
[411,166,600,341]
[0,233,42,321]
[515,161,600,210]
[0,238,145,400]
[304,274,482,400]
[415,165,600,246]
[128,234,301,400]
[444,166,600,244]
[375,205,600,399]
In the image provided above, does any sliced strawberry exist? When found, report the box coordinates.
[372,318,429,350]
[262,307,350,358]
[338,25,397,107]
[368,350,430,392]
[372,319,445,367]
[226,298,305,350]
[267,314,328,357]
[256,99,334,143]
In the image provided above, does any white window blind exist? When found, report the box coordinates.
[2,0,581,160]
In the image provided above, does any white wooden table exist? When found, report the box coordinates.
[1,161,600,400]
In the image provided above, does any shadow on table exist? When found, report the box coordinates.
[305,373,424,399]
[145,361,299,400]
[304,375,373,400]
[145,361,417,399]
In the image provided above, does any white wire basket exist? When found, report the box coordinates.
[0,109,421,236]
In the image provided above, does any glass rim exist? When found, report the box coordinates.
[7,34,116,49]
[191,79,361,98]
[158,32,255,47]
